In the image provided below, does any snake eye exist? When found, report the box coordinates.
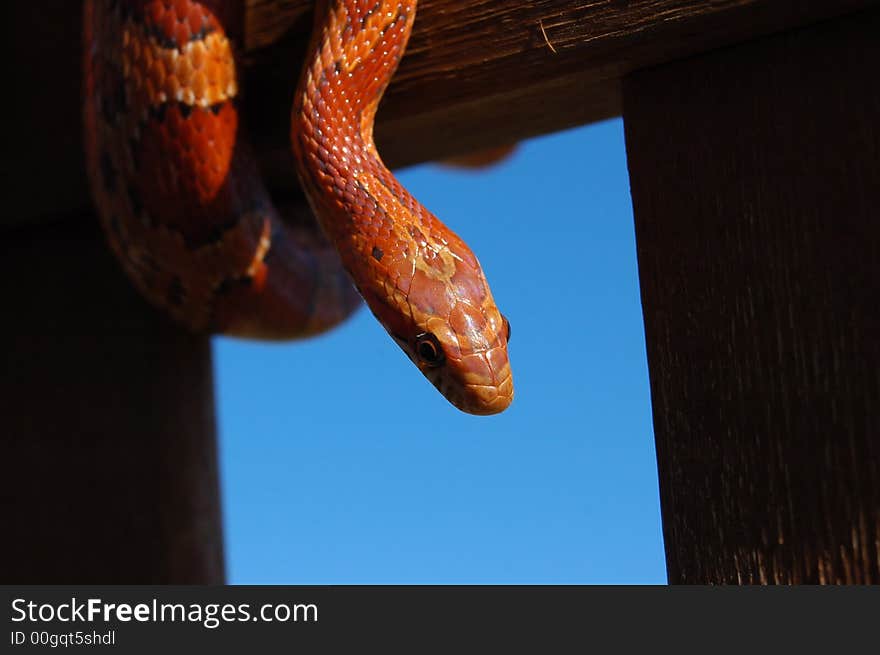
[415,332,444,367]
[502,315,511,343]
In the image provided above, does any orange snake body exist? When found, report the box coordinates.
[84,0,513,414]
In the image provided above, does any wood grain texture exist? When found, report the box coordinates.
[243,0,879,190]
[623,9,880,584]
[0,222,224,583]
[6,0,879,227]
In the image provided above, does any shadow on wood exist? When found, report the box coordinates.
[1,221,224,583]
[623,9,880,583]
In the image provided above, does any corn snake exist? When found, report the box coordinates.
[83,0,513,415]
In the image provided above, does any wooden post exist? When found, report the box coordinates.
[1,222,224,583]
[623,10,880,583]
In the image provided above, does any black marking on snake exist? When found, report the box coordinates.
[139,19,216,51]
[199,222,240,250]
[372,246,384,261]
[149,102,226,121]
[212,275,253,305]
[149,103,168,122]
[207,275,246,331]
[114,0,132,23]
[190,21,215,45]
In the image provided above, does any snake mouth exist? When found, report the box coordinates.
[431,376,513,416]
[389,316,513,415]
[459,377,515,416]
[422,346,513,416]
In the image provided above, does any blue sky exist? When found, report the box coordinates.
[214,118,666,583]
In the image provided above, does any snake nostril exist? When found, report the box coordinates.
[502,315,511,343]
[415,332,445,367]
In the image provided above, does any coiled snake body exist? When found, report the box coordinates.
[84,0,513,415]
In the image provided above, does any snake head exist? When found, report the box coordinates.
[362,237,514,416]
[388,311,513,416]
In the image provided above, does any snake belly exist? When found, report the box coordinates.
[85,0,514,414]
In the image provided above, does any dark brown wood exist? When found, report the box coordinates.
[7,1,89,229]
[244,0,880,191]
[7,0,878,228]
[1,221,224,583]
[623,9,880,584]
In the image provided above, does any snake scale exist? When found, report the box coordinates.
[84,0,514,415]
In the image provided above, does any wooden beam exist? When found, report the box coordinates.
[623,9,880,584]
[245,0,880,189]
[0,221,224,583]
[7,1,878,228]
